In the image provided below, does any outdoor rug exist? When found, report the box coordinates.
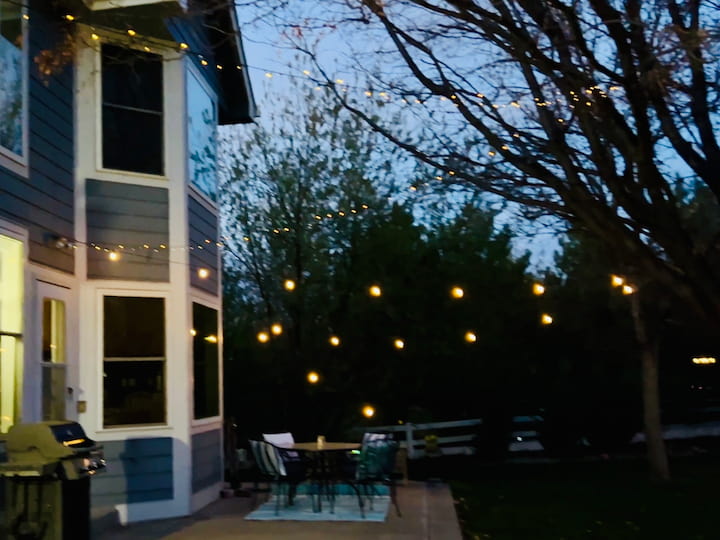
[245,493,390,522]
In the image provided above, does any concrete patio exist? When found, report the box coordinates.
[102,481,462,540]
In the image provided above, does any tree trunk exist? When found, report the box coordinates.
[630,293,670,482]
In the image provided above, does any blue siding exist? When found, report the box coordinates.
[91,437,174,506]
[188,195,219,295]
[86,180,169,281]
[0,1,74,273]
[192,429,222,493]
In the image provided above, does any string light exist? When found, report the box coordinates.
[284,279,296,291]
[393,338,405,350]
[257,331,270,344]
[450,286,464,299]
[362,405,375,418]
[532,283,545,296]
[692,356,717,365]
[190,329,197,337]
[108,251,120,262]
[307,371,320,384]
[610,274,625,287]
[329,335,341,347]
[368,285,382,297]
[204,335,218,343]
[540,313,554,325]
[270,323,283,336]
[621,284,635,295]
[464,331,477,343]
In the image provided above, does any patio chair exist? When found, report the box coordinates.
[248,440,307,515]
[346,436,402,517]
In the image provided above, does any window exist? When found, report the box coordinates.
[103,296,165,427]
[41,298,66,421]
[0,234,23,433]
[101,45,163,175]
[187,68,217,200]
[0,1,26,162]
[192,303,219,419]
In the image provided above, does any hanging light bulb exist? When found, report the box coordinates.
[329,335,341,347]
[270,323,283,336]
[622,284,636,295]
[532,283,545,296]
[369,285,382,297]
[540,313,554,325]
[257,331,270,343]
[450,286,464,299]
[610,274,625,287]
[307,371,320,384]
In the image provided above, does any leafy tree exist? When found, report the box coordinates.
[250,0,720,481]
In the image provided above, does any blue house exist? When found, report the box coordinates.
[0,0,255,530]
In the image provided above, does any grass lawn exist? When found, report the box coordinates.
[442,455,719,539]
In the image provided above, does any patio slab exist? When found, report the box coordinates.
[102,481,462,540]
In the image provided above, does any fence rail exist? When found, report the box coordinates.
[355,416,546,459]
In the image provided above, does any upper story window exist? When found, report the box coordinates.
[101,44,163,175]
[0,1,26,163]
[187,67,217,201]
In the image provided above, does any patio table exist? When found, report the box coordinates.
[274,441,360,512]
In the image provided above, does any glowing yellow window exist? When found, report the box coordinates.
[0,234,23,433]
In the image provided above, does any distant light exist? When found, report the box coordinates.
[108,251,120,262]
[362,405,375,418]
[127,29,136,36]
[394,338,405,350]
[532,283,545,296]
[693,356,717,365]
[611,274,625,287]
[270,323,283,336]
[621,284,635,295]
[179,42,189,50]
[369,285,382,297]
[64,14,75,21]
[91,33,100,41]
[329,335,341,347]
[307,371,320,384]
[540,313,554,325]
[284,279,296,291]
[204,335,218,343]
[464,331,477,343]
[450,286,464,299]
[197,268,210,279]
[257,331,270,343]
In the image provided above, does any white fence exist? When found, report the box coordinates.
[358,416,545,459]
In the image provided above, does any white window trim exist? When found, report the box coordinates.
[92,34,178,181]
[186,61,219,207]
[0,4,29,177]
[98,289,170,430]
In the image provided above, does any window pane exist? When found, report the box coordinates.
[102,45,162,112]
[104,296,164,357]
[0,0,24,156]
[42,299,65,364]
[193,303,219,418]
[101,44,163,175]
[103,360,165,426]
[187,71,217,200]
[42,365,66,421]
[102,105,163,175]
[0,234,23,433]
